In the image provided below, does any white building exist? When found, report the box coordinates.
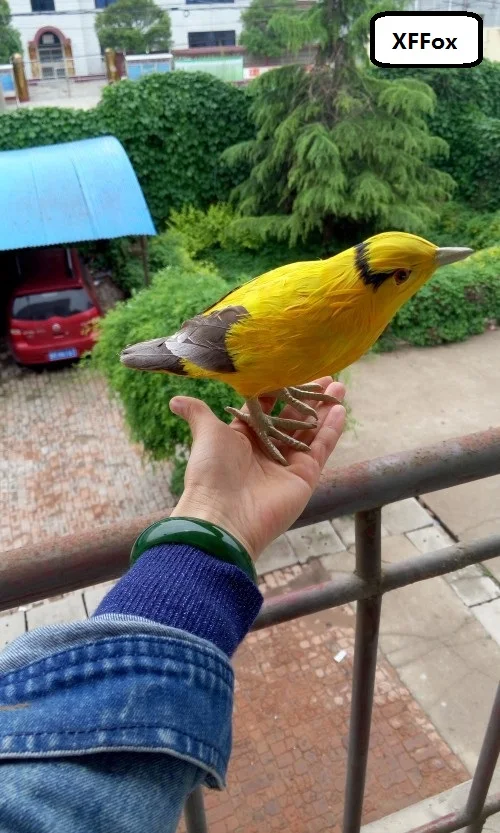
[10,0,250,80]
[9,0,500,82]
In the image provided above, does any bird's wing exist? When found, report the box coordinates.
[167,305,249,373]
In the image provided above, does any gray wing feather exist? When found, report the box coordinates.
[167,305,248,373]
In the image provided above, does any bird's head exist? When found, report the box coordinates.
[351,231,473,312]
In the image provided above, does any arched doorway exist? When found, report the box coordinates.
[38,31,66,79]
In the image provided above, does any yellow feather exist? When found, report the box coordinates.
[183,232,439,398]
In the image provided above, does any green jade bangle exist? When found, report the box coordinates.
[130,516,258,585]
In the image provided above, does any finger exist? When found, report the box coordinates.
[292,381,346,446]
[308,404,346,470]
[170,395,216,441]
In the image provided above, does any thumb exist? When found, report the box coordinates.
[170,396,214,440]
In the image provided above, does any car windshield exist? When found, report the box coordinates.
[12,289,94,321]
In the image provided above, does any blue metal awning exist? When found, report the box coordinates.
[0,136,156,252]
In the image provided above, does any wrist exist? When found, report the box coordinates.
[172,491,257,561]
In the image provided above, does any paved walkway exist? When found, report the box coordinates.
[0,362,174,550]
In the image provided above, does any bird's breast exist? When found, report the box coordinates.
[226,292,378,398]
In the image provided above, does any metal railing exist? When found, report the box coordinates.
[1,428,500,833]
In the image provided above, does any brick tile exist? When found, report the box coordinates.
[450,576,500,607]
[83,581,117,615]
[331,515,356,549]
[1,366,174,569]
[0,612,26,650]
[406,525,454,554]
[286,522,345,563]
[381,534,420,565]
[26,594,86,629]
[257,536,297,577]
[383,499,434,535]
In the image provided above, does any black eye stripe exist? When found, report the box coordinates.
[355,242,394,291]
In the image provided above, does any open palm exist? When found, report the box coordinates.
[170,378,346,560]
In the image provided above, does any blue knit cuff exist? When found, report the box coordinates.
[93,544,263,656]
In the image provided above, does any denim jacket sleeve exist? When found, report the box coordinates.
[0,544,263,833]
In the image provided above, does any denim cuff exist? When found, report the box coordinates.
[0,615,234,788]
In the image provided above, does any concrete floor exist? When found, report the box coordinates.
[334,329,500,465]
[333,329,500,582]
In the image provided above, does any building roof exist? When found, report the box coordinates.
[0,136,156,252]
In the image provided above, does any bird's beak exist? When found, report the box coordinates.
[435,247,474,267]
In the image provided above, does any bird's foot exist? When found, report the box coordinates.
[288,383,343,405]
[274,383,340,420]
[225,400,314,466]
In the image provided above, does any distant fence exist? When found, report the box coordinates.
[5,45,315,104]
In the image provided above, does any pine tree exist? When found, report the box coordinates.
[240,0,298,59]
[225,0,454,245]
[0,0,22,64]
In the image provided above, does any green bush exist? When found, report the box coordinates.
[168,203,238,257]
[97,72,253,226]
[424,202,500,250]
[166,203,330,284]
[148,229,198,274]
[91,259,242,462]
[0,107,102,151]
[382,247,500,348]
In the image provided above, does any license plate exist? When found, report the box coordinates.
[48,348,78,361]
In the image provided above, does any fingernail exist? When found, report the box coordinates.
[326,404,346,430]
[169,397,184,415]
[330,383,346,401]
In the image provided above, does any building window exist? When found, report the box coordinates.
[31,0,55,11]
[188,31,236,48]
[95,0,116,8]
[186,0,233,4]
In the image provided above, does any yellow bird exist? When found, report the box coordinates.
[121,231,473,464]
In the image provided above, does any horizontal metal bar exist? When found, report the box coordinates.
[1,427,499,611]
[405,792,500,833]
[0,509,168,614]
[253,534,500,631]
[299,427,500,528]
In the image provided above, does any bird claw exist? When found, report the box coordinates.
[278,388,318,418]
[288,385,342,406]
[225,403,313,464]
[224,381,336,465]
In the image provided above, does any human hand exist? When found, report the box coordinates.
[169,378,346,561]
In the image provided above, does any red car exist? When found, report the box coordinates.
[8,247,102,366]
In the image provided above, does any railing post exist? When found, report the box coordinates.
[342,507,382,833]
[463,682,500,833]
[184,786,208,833]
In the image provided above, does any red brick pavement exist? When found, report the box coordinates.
[183,561,468,833]
[0,364,174,551]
